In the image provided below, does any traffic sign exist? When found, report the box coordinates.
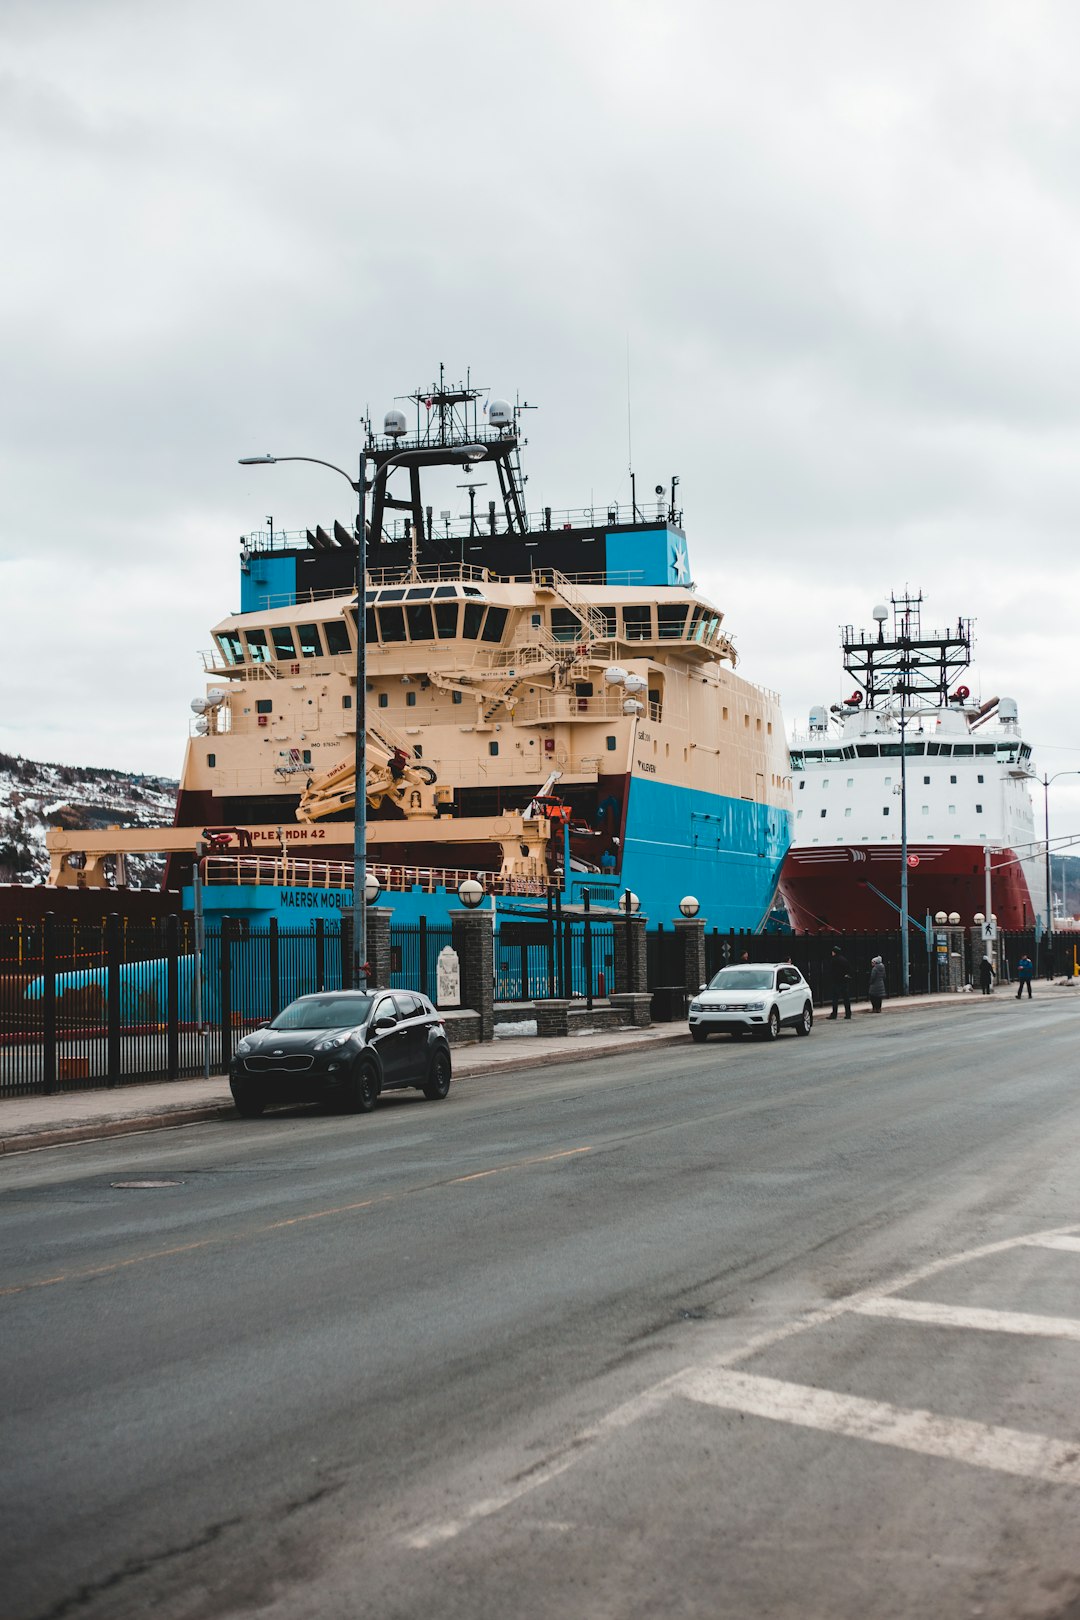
[982,921,998,942]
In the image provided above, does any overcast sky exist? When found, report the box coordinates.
[3,0,1079,834]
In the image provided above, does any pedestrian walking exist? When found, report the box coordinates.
[1015,954,1034,999]
[827,947,852,1020]
[979,957,994,995]
[868,956,886,1013]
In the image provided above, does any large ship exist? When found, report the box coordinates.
[779,594,1045,933]
[49,372,792,925]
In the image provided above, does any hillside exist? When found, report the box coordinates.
[0,753,178,888]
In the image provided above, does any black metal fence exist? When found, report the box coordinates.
[4,910,1078,1097]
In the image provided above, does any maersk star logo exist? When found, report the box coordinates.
[671,535,690,583]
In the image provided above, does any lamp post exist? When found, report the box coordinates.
[896,655,911,997]
[1042,770,1080,951]
[240,442,485,988]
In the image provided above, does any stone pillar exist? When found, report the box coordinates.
[366,907,394,991]
[609,991,653,1027]
[613,913,648,995]
[674,917,707,998]
[534,999,570,1037]
[451,909,495,1042]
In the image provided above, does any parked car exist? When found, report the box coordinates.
[229,989,452,1118]
[688,964,814,1042]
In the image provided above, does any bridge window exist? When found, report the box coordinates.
[657,605,687,639]
[434,603,459,638]
[271,626,296,660]
[324,620,350,655]
[622,606,652,641]
[551,608,582,643]
[297,624,323,658]
[217,631,245,664]
[434,585,458,598]
[377,606,406,643]
[481,607,508,643]
[244,628,272,663]
[462,603,485,639]
[406,603,435,640]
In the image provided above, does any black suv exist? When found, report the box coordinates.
[229,989,452,1118]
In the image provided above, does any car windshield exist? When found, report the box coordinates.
[708,969,775,991]
[270,995,374,1030]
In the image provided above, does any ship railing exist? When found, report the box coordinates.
[530,568,610,645]
[513,693,629,724]
[202,853,552,897]
[243,502,682,555]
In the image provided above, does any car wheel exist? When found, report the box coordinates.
[760,1007,781,1041]
[690,1027,709,1044]
[422,1048,452,1100]
[343,1060,380,1114]
[795,1002,813,1036]
[231,1084,265,1119]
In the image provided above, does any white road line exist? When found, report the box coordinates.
[851,1296,1080,1341]
[399,1220,1080,1551]
[1028,1235,1080,1254]
[677,1368,1080,1488]
[402,1379,677,1550]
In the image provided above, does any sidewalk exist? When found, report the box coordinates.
[2,984,1074,1156]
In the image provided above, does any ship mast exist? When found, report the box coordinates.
[840,592,974,715]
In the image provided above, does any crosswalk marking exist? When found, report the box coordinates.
[678,1368,1080,1488]
[1028,1235,1080,1254]
[851,1296,1080,1341]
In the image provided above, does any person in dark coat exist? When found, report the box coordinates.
[827,947,852,1019]
[979,957,994,994]
[868,956,886,1013]
[1016,954,1034,999]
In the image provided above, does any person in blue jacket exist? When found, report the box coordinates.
[1015,954,1034,999]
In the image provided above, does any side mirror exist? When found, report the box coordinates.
[698,984,707,994]
[256,1020,270,1029]
[374,1015,396,1032]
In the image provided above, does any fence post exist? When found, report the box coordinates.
[269,917,281,1015]
[220,917,233,1072]
[106,912,121,1087]
[546,892,555,998]
[367,908,393,989]
[519,941,529,1001]
[583,888,593,1011]
[340,914,353,991]
[166,914,180,1080]
[418,916,428,995]
[315,917,325,992]
[43,912,57,1095]
[562,911,573,999]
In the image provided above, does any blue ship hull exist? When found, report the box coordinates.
[186,777,790,932]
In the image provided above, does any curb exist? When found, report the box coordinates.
[0,1029,693,1156]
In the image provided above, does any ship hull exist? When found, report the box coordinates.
[779,843,1038,934]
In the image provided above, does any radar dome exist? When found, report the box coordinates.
[998,697,1018,721]
[809,705,828,732]
[384,408,408,438]
[190,697,209,714]
[488,399,513,429]
[872,604,889,623]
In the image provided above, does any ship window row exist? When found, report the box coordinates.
[357,602,510,645]
[791,741,1028,765]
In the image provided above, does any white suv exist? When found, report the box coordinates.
[689,963,814,1042]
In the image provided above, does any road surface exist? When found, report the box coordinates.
[3,995,1080,1619]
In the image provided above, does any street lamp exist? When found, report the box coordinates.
[679,895,700,918]
[239,442,485,987]
[1042,770,1080,949]
[457,877,485,909]
[364,870,382,906]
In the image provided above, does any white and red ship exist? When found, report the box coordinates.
[779,594,1045,934]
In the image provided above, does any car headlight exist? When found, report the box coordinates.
[235,1038,253,1057]
[746,1001,765,1012]
[314,1028,360,1053]
[689,1000,702,1013]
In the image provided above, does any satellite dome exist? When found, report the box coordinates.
[809,704,828,731]
[384,408,408,438]
[998,697,1018,721]
[488,399,513,430]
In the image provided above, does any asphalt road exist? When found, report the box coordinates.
[3,996,1080,1620]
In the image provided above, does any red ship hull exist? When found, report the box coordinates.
[779,843,1038,934]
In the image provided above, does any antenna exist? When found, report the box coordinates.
[626,335,639,522]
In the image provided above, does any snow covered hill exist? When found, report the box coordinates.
[0,753,177,888]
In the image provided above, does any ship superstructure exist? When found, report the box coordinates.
[779,594,1044,933]
[53,372,793,925]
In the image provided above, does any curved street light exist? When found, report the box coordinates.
[1042,769,1080,947]
[239,441,485,986]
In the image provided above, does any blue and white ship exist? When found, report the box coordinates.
[102,373,794,928]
